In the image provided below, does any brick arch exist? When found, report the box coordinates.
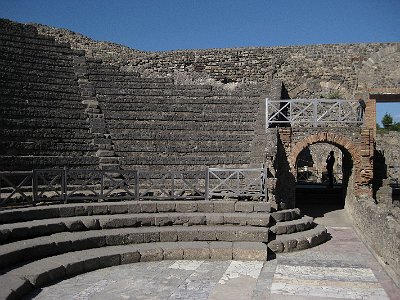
[288,132,369,195]
[288,132,361,169]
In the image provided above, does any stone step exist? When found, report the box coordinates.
[0,200,272,225]
[270,208,301,222]
[0,226,269,270]
[99,157,120,164]
[99,163,120,170]
[267,224,329,253]
[96,149,115,157]
[0,241,268,299]
[270,215,315,235]
[0,212,271,244]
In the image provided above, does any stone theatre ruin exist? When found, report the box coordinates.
[0,19,399,298]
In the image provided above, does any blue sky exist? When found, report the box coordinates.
[1,0,399,124]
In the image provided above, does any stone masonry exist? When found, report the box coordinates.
[0,18,400,287]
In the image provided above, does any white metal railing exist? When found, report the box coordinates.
[206,167,266,200]
[266,98,365,128]
[0,167,268,207]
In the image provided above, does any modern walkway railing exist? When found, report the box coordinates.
[0,167,267,207]
[266,98,365,127]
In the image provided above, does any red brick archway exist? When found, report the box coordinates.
[282,130,373,197]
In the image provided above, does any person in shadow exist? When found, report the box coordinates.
[326,151,335,188]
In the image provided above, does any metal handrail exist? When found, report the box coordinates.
[266,98,365,128]
[0,167,269,207]
[207,167,266,200]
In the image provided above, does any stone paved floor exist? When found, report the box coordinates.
[30,227,400,300]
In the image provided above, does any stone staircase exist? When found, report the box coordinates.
[0,19,99,170]
[0,200,329,299]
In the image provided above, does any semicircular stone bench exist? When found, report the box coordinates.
[0,200,329,299]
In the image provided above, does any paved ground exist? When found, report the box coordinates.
[29,226,400,300]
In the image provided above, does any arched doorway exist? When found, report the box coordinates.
[288,133,364,225]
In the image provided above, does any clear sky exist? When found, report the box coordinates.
[1,0,399,124]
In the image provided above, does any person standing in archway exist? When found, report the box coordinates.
[326,151,335,188]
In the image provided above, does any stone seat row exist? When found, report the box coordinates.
[0,107,86,120]
[0,241,268,300]
[0,199,329,299]
[96,87,220,97]
[0,212,274,245]
[104,113,256,124]
[0,156,99,171]
[0,89,82,102]
[0,98,86,111]
[97,94,260,105]
[0,73,76,88]
[0,47,76,67]
[101,102,258,113]
[105,120,255,131]
[0,200,273,224]
[0,213,318,247]
[119,154,251,166]
[0,129,93,140]
[111,131,254,142]
[0,81,80,94]
[115,139,252,149]
[0,63,77,81]
[0,34,80,55]
[1,118,90,130]
[0,54,76,73]
[114,144,251,154]
[0,142,96,153]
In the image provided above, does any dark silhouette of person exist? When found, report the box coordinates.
[326,151,335,188]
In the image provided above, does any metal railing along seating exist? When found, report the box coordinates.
[266,98,365,128]
[0,167,267,207]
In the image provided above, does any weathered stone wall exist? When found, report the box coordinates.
[347,196,400,287]
[87,58,263,171]
[376,131,400,180]
[0,19,99,170]
[0,19,267,172]
[32,23,400,100]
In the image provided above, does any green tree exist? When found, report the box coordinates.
[391,122,400,131]
[382,113,393,128]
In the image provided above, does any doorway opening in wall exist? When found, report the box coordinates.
[295,143,353,227]
[375,99,400,203]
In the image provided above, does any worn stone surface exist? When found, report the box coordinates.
[27,227,400,300]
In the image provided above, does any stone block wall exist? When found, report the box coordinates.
[87,59,264,171]
[32,23,400,100]
[0,19,99,170]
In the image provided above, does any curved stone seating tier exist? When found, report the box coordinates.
[105,120,254,131]
[0,34,78,56]
[97,95,258,105]
[111,131,254,142]
[0,200,329,299]
[0,156,100,172]
[0,20,99,171]
[0,241,268,300]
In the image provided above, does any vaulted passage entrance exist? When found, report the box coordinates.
[294,142,352,226]
[266,98,375,213]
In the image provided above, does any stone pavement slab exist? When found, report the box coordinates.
[29,227,400,300]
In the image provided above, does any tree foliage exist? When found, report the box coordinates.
[377,113,400,132]
[382,113,393,128]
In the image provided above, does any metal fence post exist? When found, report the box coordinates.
[205,167,209,200]
[62,167,67,204]
[171,171,175,200]
[32,170,38,206]
[100,170,104,202]
[313,99,317,127]
[135,170,140,200]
